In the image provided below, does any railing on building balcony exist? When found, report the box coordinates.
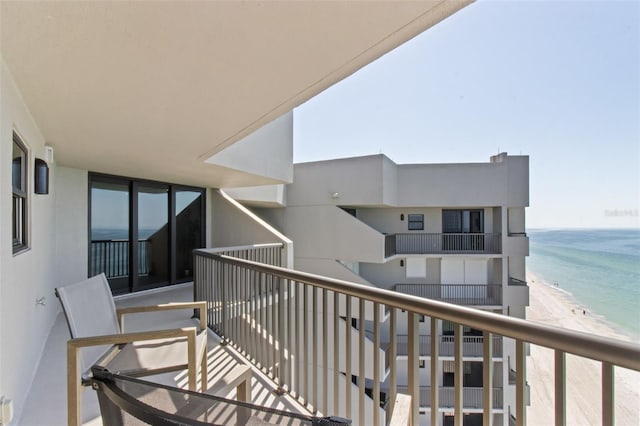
[385,233,501,256]
[508,277,527,286]
[395,335,502,357]
[395,284,502,306]
[89,239,150,277]
[396,386,503,409]
[193,249,640,426]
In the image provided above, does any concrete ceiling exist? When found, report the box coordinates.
[1,1,471,188]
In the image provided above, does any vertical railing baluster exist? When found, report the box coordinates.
[483,331,493,425]
[295,280,301,399]
[312,286,318,413]
[322,288,328,415]
[408,312,419,426]
[303,283,309,407]
[431,318,439,426]
[389,308,397,417]
[554,350,566,426]
[358,299,365,425]
[373,302,380,426]
[516,339,526,426]
[454,324,463,426]
[270,273,276,379]
[334,291,340,415]
[602,362,614,426]
[278,276,286,393]
[345,295,352,419]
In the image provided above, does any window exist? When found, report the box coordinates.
[12,133,28,254]
[407,214,424,230]
[89,174,205,294]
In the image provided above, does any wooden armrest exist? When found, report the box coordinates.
[117,301,207,331]
[206,364,252,402]
[67,327,198,349]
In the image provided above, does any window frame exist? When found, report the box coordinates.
[12,133,29,254]
[407,213,424,231]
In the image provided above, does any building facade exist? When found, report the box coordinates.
[230,153,530,425]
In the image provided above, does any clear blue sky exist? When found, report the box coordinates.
[293,0,639,229]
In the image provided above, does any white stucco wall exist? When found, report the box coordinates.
[0,61,58,421]
[206,111,294,185]
[55,167,88,286]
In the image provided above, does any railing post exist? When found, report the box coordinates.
[454,324,463,426]
[602,362,614,426]
[483,331,493,426]
[431,318,439,426]
[554,350,566,426]
[516,339,526,426]
[389,308,397,418]
[407,312,419,426]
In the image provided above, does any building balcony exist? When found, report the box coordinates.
[395,283,502,306]
[20,244,639,426]
[385,233,501,257]
[394,335,503,358]
[506,232,529,256]
[396,386,503,409]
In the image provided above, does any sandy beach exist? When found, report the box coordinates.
[526,271,640,425]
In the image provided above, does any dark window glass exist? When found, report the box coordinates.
[175,190,203,281]
[90,179,130,293]
[12,134,28,253]
[407,214,424,230]
[137,185,170,289]
[89,174,204,294]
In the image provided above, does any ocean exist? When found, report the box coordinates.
[527,229,640,340]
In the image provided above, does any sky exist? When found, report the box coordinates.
[293,0,639,229]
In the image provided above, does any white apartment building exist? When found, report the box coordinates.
[2,3,635,426]
[229,153,530,426]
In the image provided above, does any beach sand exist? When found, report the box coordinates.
[526,271,640,425]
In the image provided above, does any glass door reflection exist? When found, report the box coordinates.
[136,185,169,290]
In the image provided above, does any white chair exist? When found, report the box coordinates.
[56,273,208,426]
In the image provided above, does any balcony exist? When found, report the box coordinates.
[395,283,502,306]
[396,386,503,409]
[191,248,639,426]
[385,233,501,257]
[395,335,503,358]
[23,244,639,426]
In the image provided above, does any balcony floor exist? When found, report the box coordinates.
[19,283,308,425]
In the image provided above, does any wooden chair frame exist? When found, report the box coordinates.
[65,301,208,426]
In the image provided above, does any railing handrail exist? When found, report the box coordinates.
[196,252,640,371]
[196,243,284,256]
[392,232,500,236]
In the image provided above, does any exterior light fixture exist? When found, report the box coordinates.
[400,259,404,267]
[400,214,404,221]
[34,158,49,194]
[331,192,340,199]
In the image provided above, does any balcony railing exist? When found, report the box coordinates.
[89,239,150,278]
[385,233,501,256]
[395,335,502,358]
[193,250,640,426]
[396,386,503,409]
[395,284,502,306]
[508,277,527,286]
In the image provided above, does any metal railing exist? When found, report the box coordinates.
[396,386,503,409]
[508,277,527,286]
[386,233,501,256]
[89,239,150,278]
[193,251,640,426]
[395,284,502,306]
[395,335,502,357]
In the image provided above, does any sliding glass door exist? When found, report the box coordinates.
[89,174,205,294]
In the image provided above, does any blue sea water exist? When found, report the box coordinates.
[527,229,640,340]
